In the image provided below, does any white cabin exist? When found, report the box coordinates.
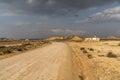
[85,36,100,42]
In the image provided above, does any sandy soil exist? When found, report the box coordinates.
[0,42,75,80]
[0,41,120,80]
[68,41,120,80]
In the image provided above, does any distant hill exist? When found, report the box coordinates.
[45,35,82,41]
[65,35,82,41]
[107,36,119,39]
[45,36,64,41]
[0,38,20,41]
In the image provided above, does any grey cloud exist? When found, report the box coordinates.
[51,28,87,35]
[116,30,120,34]
[77,6,120,24]
[1,22,59,38]
[1,22,87,38]
[0,0,119,16]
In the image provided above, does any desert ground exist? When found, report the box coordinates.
[68,41,120,80]
[0,40,50,60]
[0,39,120,80]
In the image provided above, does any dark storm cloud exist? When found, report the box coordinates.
[0,0,119,16]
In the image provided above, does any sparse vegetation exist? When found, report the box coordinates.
[80,47,85,50]
[22,43,32,46]
[118,43,120,46]
[87,54,93,59]
[0,40,51,56]
[88,48,94,51]
[3,50,12,54]
[79,75,84,80]
[98,55,105,57]
[0,46,6,48]
[107,52,117,58]
[82,50,88,54]
[0,46,13,55]
[16,48,23,51]
[80,47,88,54]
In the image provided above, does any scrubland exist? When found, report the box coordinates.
[68,41,120,80]
[0,40,50,60]
[0,38,120,80]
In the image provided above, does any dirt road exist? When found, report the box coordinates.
[0,42,74,80]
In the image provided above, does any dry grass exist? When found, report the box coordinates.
[80,47,85,50]
[107,52,117,58]
[79,75,84,80]
[80,47,88,54]
[67,41,120,80]
[0,40,51,56]
[87,54,93,59]
[88,48,94,51]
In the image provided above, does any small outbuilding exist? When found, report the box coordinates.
[85,36,100,42]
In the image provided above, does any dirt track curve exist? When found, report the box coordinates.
[0,42,75,80]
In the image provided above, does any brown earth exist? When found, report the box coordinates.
[68,41,120,80]
[0,41,120,80]
[0,42,76,80]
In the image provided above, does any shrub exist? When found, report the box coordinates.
[88,48,94,51]
[118,43,120,46]
[107,52,117,58]
[82,50,88,54]
[98,55,105,57]
[0,52,4,55]
[79,75,84,80]
[0,46,6,48]
[80,47,85,50]
[3,50,12,54]
[17,48,23,51]
[87,54,93,59]
[22,43,32,47]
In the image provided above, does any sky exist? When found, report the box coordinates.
[0,0,120,39]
